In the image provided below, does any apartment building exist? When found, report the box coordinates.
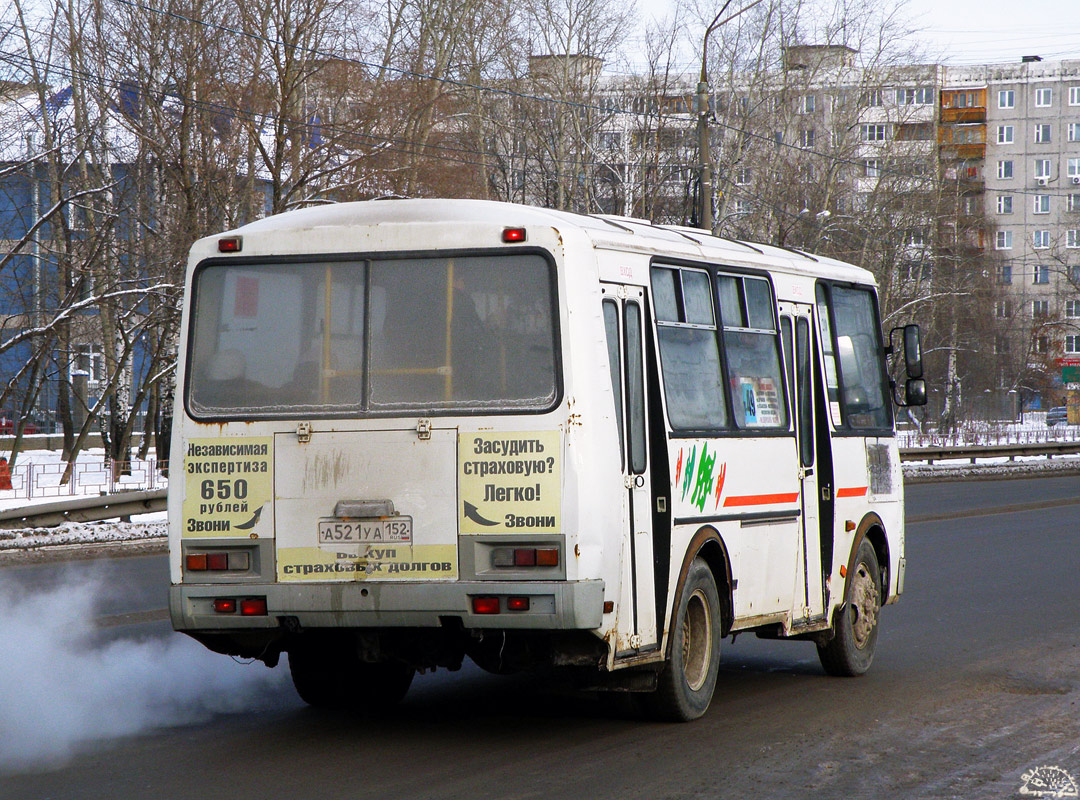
[966,59,1080,363]
[550,50,1080,401]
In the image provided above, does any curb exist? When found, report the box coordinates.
[0,537,167,565]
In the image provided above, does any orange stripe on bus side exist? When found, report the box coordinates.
[836,486,868,498]
[723,492,800,507]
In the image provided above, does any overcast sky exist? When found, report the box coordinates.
[903,0,1080,64]
[629,0,1080,70]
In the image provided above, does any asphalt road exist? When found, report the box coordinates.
[3,474,1080,799]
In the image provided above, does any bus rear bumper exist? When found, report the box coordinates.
[169,579,605,632]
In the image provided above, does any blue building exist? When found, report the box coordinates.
[0,81,270,436]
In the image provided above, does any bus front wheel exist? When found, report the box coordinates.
[817,538,880,677]
[643,558,721,722]
[289,635,414,712]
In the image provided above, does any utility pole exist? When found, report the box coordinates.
[696,0,765,233]
[696,73,714,232]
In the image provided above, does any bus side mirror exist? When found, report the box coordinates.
[903,324,923,379]
[905,378,927,407]
[890,324,923,379]
[889,324,926,407]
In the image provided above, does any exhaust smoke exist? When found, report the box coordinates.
[0,576,289,772]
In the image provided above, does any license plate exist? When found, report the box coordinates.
[318,517,412,544]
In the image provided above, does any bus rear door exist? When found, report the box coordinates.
[602,284,658,654]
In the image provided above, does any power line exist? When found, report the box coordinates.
[6,4,1080,212]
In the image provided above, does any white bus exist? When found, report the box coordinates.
[169,199,925,721]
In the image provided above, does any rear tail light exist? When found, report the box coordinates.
[535,548,559,567]
[240,597,268,616]
[213,598,237,614]
[514,548,536,567]
[185,550,251,572]
[472,596,500,615]
[492,547,560,569]
[507,596,530,611]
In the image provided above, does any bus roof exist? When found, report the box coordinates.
[211,198,876,286]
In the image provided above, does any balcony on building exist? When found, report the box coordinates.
[939,87,987,122]
[938,123,986,162]
[937,220,987,254]
[940,106,986,124]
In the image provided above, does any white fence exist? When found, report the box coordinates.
[0,458,168,501]
[897,412,1080,450]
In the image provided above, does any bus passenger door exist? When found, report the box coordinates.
[602,284,658,652]
[782,304,827,621]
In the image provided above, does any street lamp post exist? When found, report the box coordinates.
[696,0,765,233]
[696,74,714,232]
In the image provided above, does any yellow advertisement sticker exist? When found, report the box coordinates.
[182,437,273,538]
[277,545,458,582]
[458,431,561,533]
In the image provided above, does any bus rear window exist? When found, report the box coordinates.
[186,253,558,418]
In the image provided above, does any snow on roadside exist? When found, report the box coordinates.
[903,455,1080,482]
[0,448,167,556]
[1,445,1078,557]
[0,518,166,552]
[0,447,164,511]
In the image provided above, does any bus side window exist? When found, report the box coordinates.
[781,316,794,425]
[716,275,788,430]
[815,284,842,425]
[826,285,892,430]
[603,300,626,467]
[625,302,647,475]
[796,318,814,466]
[650,266,728,430]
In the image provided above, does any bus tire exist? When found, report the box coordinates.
[289,636,414,712]
[818,538,880,677]
[643,558,721,722]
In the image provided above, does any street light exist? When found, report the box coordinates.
[696,0,765,232]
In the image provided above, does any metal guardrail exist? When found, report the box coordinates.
[1,441,1075,530]
[0,488,167,529]
[900,441,1080,464]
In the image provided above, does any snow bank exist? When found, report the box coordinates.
[1,445,1077,555]
[0,519,166,552]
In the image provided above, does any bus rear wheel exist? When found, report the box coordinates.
[643,558,721,722]
[289,635,414,712]
[817,538,881,677]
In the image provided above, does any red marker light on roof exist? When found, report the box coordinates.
[218,236,243,253]
[502,227,527,243]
